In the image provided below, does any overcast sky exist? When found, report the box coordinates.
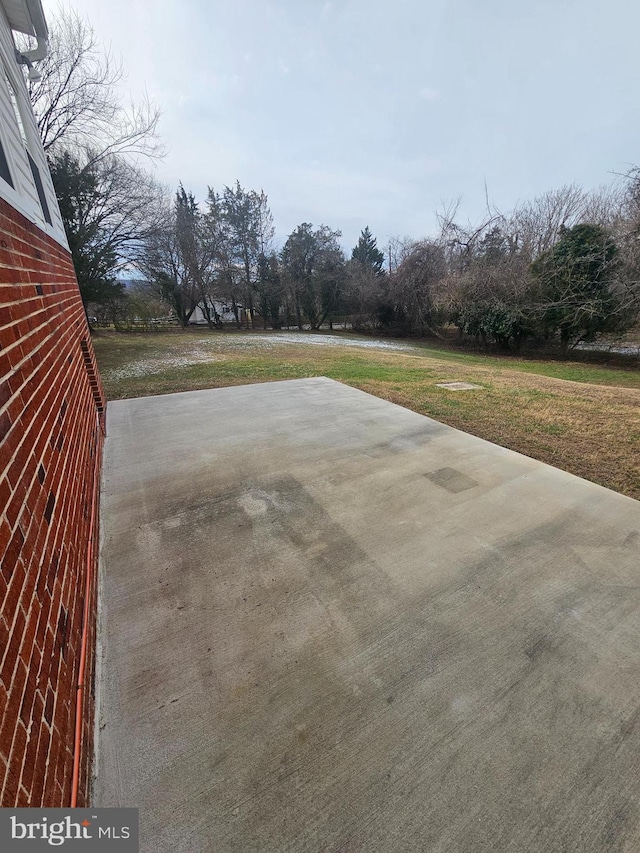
[48,0,640,251]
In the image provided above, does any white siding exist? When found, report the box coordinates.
[0,3,67,248]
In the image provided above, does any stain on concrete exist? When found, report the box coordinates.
[366,423,445,459]
[426,466,479,493]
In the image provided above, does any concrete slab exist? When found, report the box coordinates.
[95,377,640,852]
[435,381,483,391]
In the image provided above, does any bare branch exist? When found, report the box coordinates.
[19,6,164,163]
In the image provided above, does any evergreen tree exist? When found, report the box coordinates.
[50,150,159,310]
[351,226,384,273]
[281,224,345,329]
[531,223,621,349]
[344,227,385,329]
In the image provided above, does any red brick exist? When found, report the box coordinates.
[43,764,58,807]
[31,721,51,804]
[16,785,30,807]
[0,476,13,512]
[0,197,104,807]
[9,720,27,778]
[19,665,37,728]
[0,617,8,671]
[0,680,9,757]
[1,605,26,689]
[1,762,20,807]
[19,726,39,795]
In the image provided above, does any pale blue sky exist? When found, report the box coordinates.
[52,0,640,250]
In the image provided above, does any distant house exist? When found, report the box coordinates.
[190,301,247,325]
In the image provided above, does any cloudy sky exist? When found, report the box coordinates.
[48,0,640,250]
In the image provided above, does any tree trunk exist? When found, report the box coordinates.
[247,291,255,329]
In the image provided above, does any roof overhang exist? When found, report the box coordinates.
[1,0,48,40]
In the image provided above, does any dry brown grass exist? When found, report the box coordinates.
[359,357,640,499]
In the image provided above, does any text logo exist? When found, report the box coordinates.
[1,809,138,851]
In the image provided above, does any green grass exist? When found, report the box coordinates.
[93,330,640,500]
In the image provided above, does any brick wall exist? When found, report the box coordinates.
[0,196,105,807]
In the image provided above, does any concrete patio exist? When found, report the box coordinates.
[95,377,640,852]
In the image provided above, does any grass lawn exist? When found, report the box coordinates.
[93,330,640,501]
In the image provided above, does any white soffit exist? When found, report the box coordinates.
[1,0,36,37]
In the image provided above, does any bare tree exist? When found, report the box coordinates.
[386,235,414,273]
[201,188,240,326]
[436,199,506,274]
[222,182,275,328]
[344,263,380,331]
[21,7,163,162]
[581,184,624,229]
[431,202,538,347]
[49,149,163,307]
[386,240,446,336]
[138,194,201,327]
[21,6,166,315]
[510,185,587,260]
[441,249,534,349]
[172,186,223,328]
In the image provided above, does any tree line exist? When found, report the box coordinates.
[27,9,640,351]
[119,178,639,352]
[137,184,349,332]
